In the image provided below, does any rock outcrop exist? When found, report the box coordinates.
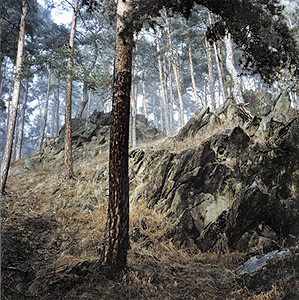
[39,111,164,161]
[129,91,299,254]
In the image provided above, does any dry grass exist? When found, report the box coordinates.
[2,138,298,300]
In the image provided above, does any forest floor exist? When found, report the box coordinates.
[1,140,297,300]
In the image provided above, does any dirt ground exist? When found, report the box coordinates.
[1,144,298,300]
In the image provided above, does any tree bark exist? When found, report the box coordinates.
[204,31,216,110]
[15,77,29,160]
[164,10,185,127]
[6,67,14,129]
[101,0,133,270]
[131,59,137,149]
[142,66,148,119]
[87,88,92,117]
[0,1,27,195]
[188,44,199,109]
[0,58,7,97]
[76,82,88,119]
[216,40,227,98]
[223,31,244,104]
[155,27,170,135]
[65,0,80,180]
[208,12,226,106]
[55,77,60,136]
[38,67,52,151]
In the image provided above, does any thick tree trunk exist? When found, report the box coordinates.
[164,11,185,127]
[223,31,244,104]
[65,0,79,180]
[155,27,170,135]
[38,67,52,151]
[15,77,29,160]
[188,44,199,108]
[101,0,133,270]
[0,2,27,195]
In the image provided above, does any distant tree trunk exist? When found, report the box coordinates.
[208,12,226,105]
[164,10,185,127]
[155,27,170,135]
[204,31,216,110]
[15,77,29,160]
[203,77,207,106]
[76,30,98,119]
[152,94,157,128]
[188,44,199,108]
[168,56,176,133]
[76,82,88,118]
[0,1,27,195]
[142,66,148,119]
[55,77,60,136]
[12,123,18,163]
[6,67,15,128]
[216,40,227,98]
[131,60,137,149]
[0,58,7,97]
[101,0,133,270]
[38,67,52,151]
[65,0,79,180]
[87,88,92,117]
[223,31,244,104]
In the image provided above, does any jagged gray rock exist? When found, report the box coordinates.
[129,91,299,254]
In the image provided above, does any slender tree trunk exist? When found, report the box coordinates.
[203,77,207,106]
[101,0,133,270]
[76,82,88,118]
[204,31,216,109]
[6,67,14,129]
[216,40,227,98]
[0,1,27,195]
[152,94,157,129]
[168,56,176,133]
[65,0,79,180]
[12,123,18,163]
[223,31,244,104]
[142,66,148,119]
[0,58,7,97]
[15,77,29,160]
[164,10,185,126]
[55,77,60,136]
[188,44,199,108]
[131,60,137,149]
[208,12,226,105]
[87,88,92,117]
[155,27,170,135]
[38,67,52,151]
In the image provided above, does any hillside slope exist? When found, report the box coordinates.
[2,92,299,299]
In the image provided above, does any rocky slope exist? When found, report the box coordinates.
[2,91,298,299]
[129,91,299,255]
